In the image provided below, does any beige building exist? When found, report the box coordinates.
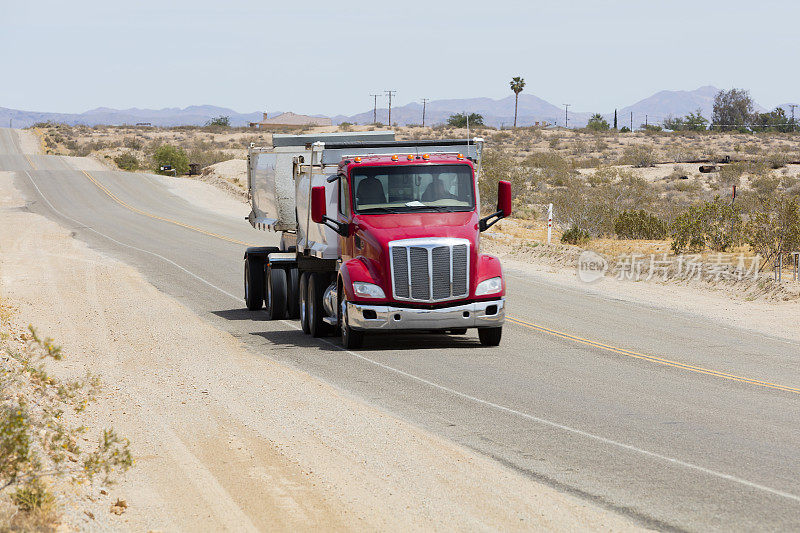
[250,112,332,128]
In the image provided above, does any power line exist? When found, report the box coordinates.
[370,94,380,124]
[385,90,396,126]
[421,98,429,128]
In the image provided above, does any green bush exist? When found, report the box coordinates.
[561,226,590,245]
[619,126,631,133]
[613,210,667,239]
[152,144,189,174]
[670,197,743,253]
[447,113,484,127]
[746,195,800,268]
[114,152,139,171]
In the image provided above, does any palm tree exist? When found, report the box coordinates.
[509,76,526,128]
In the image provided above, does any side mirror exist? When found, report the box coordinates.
[497,180,512,218]
[311,186,326,224]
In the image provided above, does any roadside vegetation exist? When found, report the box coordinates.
[0,301,132,530]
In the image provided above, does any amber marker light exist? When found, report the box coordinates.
[391,154,399,161]
[407,154,414,161]
[354,156,362,163]
[457,153,464,160]
[422,153,430,160]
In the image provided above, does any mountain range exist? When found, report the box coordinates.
[2,87,796,129]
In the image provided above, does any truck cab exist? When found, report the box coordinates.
[243,132,511,349]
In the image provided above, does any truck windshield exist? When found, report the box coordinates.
[351,164,475,214]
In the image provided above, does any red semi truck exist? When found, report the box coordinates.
[243,132,511,348]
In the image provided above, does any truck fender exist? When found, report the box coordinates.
[244,246,279,260]
[476,254,505,296]
[338,258,384,301]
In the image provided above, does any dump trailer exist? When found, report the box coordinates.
[243,131,511,348]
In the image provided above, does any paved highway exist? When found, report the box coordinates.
[3,128,799,531]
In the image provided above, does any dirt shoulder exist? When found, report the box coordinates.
[0,171,642,530]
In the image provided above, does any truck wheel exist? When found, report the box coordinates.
[266,266,287,320]
[340,299,364,349]
[286,268,300,319]
[244,256,264,310]
[478,327,502,346]
[299,272,310,334]
[308,272,332,338]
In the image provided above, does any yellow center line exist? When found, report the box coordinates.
[80,170,254,247]
[506,316,800,395]
[24,154,37,170]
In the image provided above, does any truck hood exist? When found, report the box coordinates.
[354,211,479,245]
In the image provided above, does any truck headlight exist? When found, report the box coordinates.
[352,282,386,299]
[475,277,502,296]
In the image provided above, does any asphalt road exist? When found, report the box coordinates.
[3,128,799,531]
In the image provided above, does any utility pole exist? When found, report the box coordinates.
[370,94,380,124]
[789,104,798,132]
[630,112,633,131]
[563,104,571,129]
[385,90,396,126]
[645,114,648,128]
[421,98,429,128]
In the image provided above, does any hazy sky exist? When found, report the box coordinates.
[1,0,797,115]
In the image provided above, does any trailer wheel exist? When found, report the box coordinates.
[286,268,300,319]
[478,326,502,346]
[308,273,332,338]
[266,266,287,320]
[299,272,310,334]
[340,299,364,349]
[244,255,264,310]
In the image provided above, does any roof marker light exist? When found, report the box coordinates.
[407,154,414,161]
[354,156,362,163]
[391,154,399,161]
[457,153,464,160]
[422,153,430,160]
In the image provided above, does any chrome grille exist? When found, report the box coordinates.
[389,239,470,302]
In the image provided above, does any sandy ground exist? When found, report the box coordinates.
[0,170,643,530]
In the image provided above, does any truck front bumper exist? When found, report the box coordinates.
[347,299,505,331]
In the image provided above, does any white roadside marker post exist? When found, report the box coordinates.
[547,203,553,244]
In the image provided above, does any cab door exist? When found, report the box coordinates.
[337,172,355,261]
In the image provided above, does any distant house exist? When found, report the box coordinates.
[249,112,331,128]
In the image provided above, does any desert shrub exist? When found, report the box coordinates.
[619,126,631,133]
[746,195,800,269]
[524,151,573,185]
[621,144,657,167]
[750,175,781,196]
[152,144,189,174]
[613,210,668,239]
[670,197,743,253]
[478,149,530,210]
[338,122,353,131]
[123,136,144,150]
[114,152,139,171]
[561,226,590,245]
[764,152,792,169]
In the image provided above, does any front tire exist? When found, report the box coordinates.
[244,256,264,310]
[478,326,502,346]
[340,299,364,349]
